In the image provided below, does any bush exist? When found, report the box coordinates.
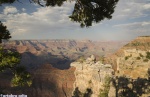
[146,52,150,59]
[136,57,141,60]
[98,75,111,97]
[131,42,140,46]
[139,53,144,57]
[125,54,132,60]
[143,59,149,62]
[125,56,129,60]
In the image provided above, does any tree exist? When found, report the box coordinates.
[0,0,119,27]
[70,0,119,27]
[0,22,32,87]
[0,21,11,43]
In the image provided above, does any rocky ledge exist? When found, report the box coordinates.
[71,55,115,97]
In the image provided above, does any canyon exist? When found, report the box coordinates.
[3,39,127,69]
[0,37,150,97]
[0,40,126,97]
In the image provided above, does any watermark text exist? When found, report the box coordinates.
[0,94,27,97]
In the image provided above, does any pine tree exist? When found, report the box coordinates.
[0,21,32,87]
[0,21,11,43]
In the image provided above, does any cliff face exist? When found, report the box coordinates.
[105,36,150,78]
[71,55,115,97]
[0,64,75,97]
[104,36,150,97]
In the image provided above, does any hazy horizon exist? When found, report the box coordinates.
[7,38,130,42]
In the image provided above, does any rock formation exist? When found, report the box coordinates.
[105,36,150,97]
[70,36,150,97]
[105,36,150,79]
[71,55,114,97]
[3,40,127,70]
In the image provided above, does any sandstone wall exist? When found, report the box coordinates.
[71,55,114,97]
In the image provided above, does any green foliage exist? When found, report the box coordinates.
[0,47,32,87]
[99,75,111,97]
[69,0,119,27]
[131,42,141,46]
[11,66,32,87]
[146,51,150,59]
[0,21,11,43]
[0,47,20,72]
[98,91,108,97]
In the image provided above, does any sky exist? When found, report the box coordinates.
[0,0,150,41]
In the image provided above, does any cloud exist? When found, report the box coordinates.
[1,2,80,39]
[114,21,150,28]
[113,21,150,33]
[3,6,18,15]
[22,8,26,12]
[112,0,150,19]
[143,4,150,9]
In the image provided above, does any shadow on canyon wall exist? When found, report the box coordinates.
[113,70,150,97]
[20,52,74,70]
[72,87,93,97]
[0,64,75,97]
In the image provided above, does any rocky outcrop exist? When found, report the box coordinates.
[105,36,150,77]
[71,55,114,97]
[104,36,150,97]
[115,49,150,79]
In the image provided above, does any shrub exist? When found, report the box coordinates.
[125,56,129,60]
[146,52,150,59]
[98,75,111,97]
[125,54,132,60]
[88,80,92,84]
[139,53,144,57]
[143,59,149,62]
[136,57,141,60]
[131,42,140,46]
